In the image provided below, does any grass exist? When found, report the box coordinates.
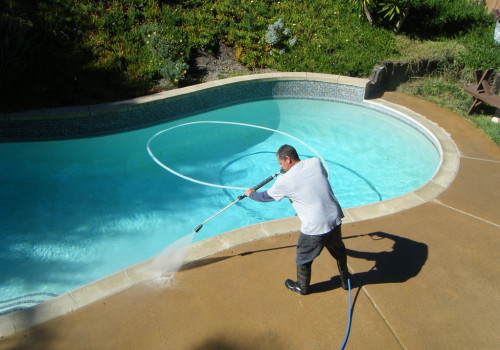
[468,113,500,145]
[390,37,467,62]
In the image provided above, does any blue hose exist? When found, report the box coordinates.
[341,278,352,350]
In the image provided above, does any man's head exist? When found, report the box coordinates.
[276,144,300,172]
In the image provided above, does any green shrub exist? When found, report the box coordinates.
[402,0,492,39]
[182,8,218,51]
[0,14,40,83]
[209,0,273,67]
[140,23,190,84]
[458,25,500,72]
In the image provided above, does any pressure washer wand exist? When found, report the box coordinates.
[194,169,283,233]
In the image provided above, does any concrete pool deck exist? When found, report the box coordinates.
[0,90,499,349]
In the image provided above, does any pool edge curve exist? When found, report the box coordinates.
[0,73,459,337]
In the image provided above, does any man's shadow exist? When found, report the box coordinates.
[309,231,428,293]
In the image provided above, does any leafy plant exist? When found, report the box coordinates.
[351,0,410,33]
[378,0,409,21]
[378,0,410,33]
[265,18,297,55]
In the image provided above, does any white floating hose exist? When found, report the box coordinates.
[146,121,330,190]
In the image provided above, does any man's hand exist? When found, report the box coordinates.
[244,188,255,197]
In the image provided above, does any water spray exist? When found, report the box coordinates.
[194,169,283,233]
[144,169,283,279]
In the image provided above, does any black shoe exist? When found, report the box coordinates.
[286,265,311,295]
[285,279,308,295]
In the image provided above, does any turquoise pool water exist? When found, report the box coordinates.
[0,99,440,313]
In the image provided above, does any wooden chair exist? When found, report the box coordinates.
[463,69,500,115]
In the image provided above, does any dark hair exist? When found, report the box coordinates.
[277,144,300,161]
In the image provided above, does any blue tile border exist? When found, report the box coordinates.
[0,73,369,142]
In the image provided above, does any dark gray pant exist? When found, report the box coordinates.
[296,225,347,269]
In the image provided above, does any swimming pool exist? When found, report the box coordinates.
[0,96,440,314]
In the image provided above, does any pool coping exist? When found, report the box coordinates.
[0,73,459,337]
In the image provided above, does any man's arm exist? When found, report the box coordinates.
[244,188,275,202]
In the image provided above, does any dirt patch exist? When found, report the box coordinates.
[158,42,275,90]
[190,43,250,82]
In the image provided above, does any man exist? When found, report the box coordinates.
[244,144,349,295]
